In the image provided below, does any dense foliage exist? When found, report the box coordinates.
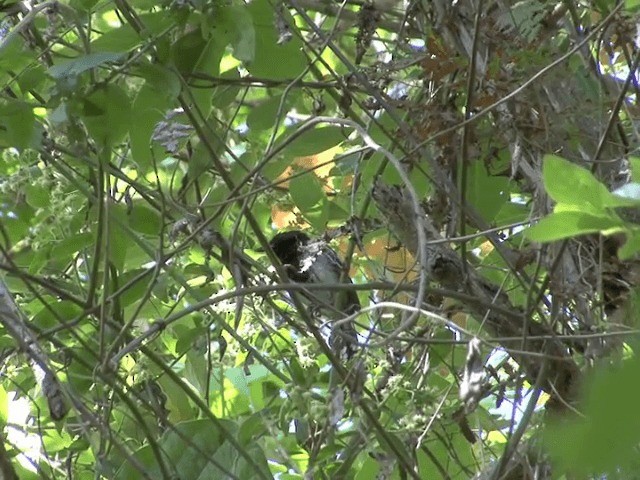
[0,0,640,478]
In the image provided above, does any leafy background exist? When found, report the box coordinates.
[0,0,639,478]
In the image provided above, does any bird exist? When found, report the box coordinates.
[269,230,360,358]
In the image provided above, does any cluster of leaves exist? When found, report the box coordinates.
[0,0,639,479]
[527,155,640,259]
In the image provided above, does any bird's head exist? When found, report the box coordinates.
[269,230,311,265]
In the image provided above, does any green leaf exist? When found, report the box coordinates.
[246,0,306,79]
[0,384,8,425]
[70,0,100,11]
[50,232,94,260]
[156,373,195,421]
[247,94,290,132]
[129,0,158,8]
[618,230,640,260]
[117,269,152,307]
[629,156,640,182]
[42,428,74,453]
[47,52,125,79]
[289,171,324,212]
[545,351,640,475]
[13,465,40,480]
[17,64,47,92]
[82,84,131,147]
[171,30,208,75]
[239,414,268,444]
[128,204,162,236]
[0,100,41,150]
[542,154,616,209]
[355,455,380,480]
[25,183,50,209]
[625,0,640,10]
[129,81,173,170]
[191,36,229,117]
[91,11,174,52]
[225,367,251,399]
[428,330,455,367]
[221,5,256,63]
[115,419,271,479]
[525,211,621,242]
[303,200,330,230]
[325,200,349,223]
[138,63,181,100]
[90,24,142,52]
[279,126,350,157]
[108,206,130,272]
[212,68,242,108]
[466,161,509,222]
[32,300,84,330]
[0,31,37,67]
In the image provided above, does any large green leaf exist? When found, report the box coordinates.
[81,84,132,147]
[16,64,47,93]
[24,182,51,209]
[545,350,640,476]
[618,230,640,259]
[129,65,179,169]
[289,171,325,213]
[629,156,640,182]
[625,0,640,10]
[245,0,306,79]
[90,12,174,52]
[90,24,143,52]
[542,154,617,209]
[50,232,94,261]
[70,0,100,11]
[32,300,84,330]
[278,126,350,157]
[0,384,7,425]
[47,52,125,79]
[116,269,153,307]
[128,204,162,236]
[172,25,227,77]
[210,67,243,110]
[465,161,509,222]
[108,205,130,272]
[526,210,621,242]
[247,94,291,132]
[0,100,41,150]
[220,5,256,63]
[115,419,271,479]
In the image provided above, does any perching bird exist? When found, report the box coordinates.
[269,230,360,358]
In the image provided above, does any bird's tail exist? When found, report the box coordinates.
[330,299,360,359]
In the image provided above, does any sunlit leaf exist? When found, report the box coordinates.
[625,0,640,10]
[525,211,621,242]
[542,154,617,209]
